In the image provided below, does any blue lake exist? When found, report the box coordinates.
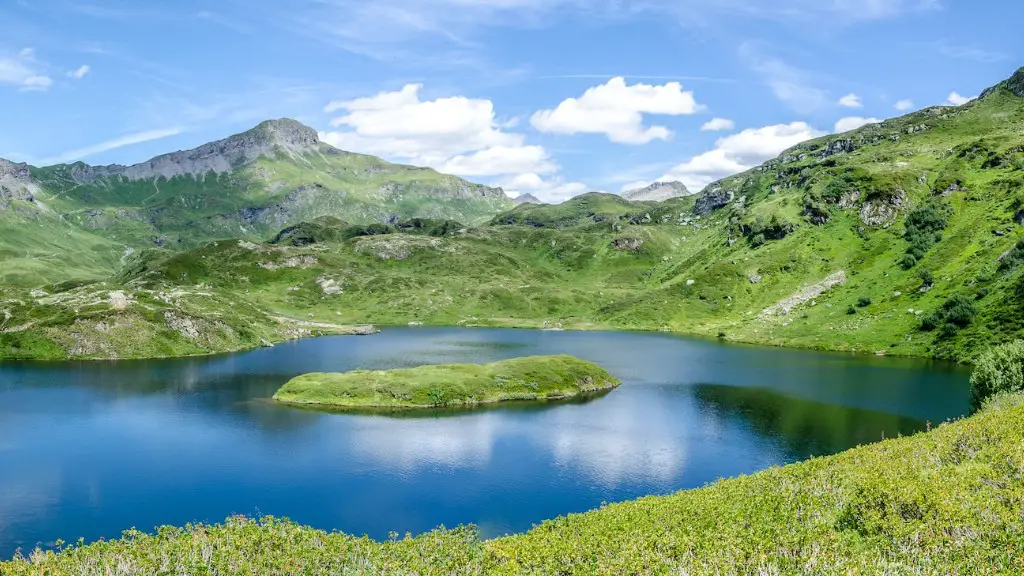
[0,327,970,557]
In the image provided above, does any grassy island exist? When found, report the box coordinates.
[272,355,620,410]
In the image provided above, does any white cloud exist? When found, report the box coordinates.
[38,127,183,165]
[0,51,53,92]
[838,93,862,108]
[894,99,915,112]
[321,84,541,171]
[740,44,828,113]
[530,77,704,144]
[499,172,589,203]
[701,117,735,132]
[68,65,91,80]
[440,145,557,177]
[834,116,881,133]
[946,91,976,106]
[320,83,572,196]
[20,75,53,91]
[659,122,824,191]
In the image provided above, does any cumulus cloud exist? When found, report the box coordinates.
[946,91,976,106]
[894,99,915,112]
[0,49,53,92]
[320,83,582,200]
[530,77,704,144]
[834,116,881,133]
[700,117,735,132]
[838,93,862,108]
[321,84,552,176]
[659,122,824,191]
[68,65,91,79]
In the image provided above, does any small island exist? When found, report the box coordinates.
[272,355,620,410]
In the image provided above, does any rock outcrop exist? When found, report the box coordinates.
[693,184,734,216]
[0,159,38,203]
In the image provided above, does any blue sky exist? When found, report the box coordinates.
[0,0,1020,201]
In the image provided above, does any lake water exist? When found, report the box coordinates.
[0,327,970,557]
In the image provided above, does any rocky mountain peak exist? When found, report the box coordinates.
[0,158,39,203]
[245,118,320,149]
[514,193,542,205]
[0,158,30,181]
[68,118,322,183]
[622,181,690,202]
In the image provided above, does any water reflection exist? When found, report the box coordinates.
[693,384,927,459]
[0,327,970,557]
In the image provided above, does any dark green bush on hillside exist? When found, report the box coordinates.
[857,296,872,308]
[919,269,935,287]
[920,295,977,336]
[970,340,1024,409]
[902,203,949,264]
[998,239,1024,272]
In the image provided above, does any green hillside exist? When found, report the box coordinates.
[0,119,512,286]
[3,68,1024,361]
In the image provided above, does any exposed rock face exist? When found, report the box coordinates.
[0,158,38,202]
[760,271,847,317]
[622,181,690,202]
[693,184,734,216]
[610,237,644,252]
[514,193,542,205]
[859,189,907,228]
[820,139,856,158]
[68,119,321,183]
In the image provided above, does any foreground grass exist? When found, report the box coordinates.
[7,395,1023,575]
[273,355,620,410]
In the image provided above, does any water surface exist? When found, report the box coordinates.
[0,328,970,556]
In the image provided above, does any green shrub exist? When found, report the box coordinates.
[846,305,857,315]
[921,295,977,336]
[998,239,1024,272]
[919,269,935,287]
[857,296,872,308]
[902,203,948,264]
[970,340,1024,409]
[900,253,918,270]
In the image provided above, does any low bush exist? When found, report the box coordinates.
[921,295,977,336]
[970,340,1024,409]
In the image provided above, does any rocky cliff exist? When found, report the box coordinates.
[622,181,690,202]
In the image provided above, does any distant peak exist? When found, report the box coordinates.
[622,180,690,202]
[243,118,320,148]
[980,65,1024,99]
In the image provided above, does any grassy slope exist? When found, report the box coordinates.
[30,145,513,250]
[273,355,620,409]
[6,393,1022,574]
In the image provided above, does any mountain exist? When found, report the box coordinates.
[3,67,1024,361]
[514,193,542,205]
[0,119,512,285]
[621,181,690,202]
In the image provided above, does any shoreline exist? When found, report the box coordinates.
[0,318,960,364]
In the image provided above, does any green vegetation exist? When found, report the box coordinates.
[273,355,620,410]
[970,339,1024,408]
[4,69,1024,362]
[7,391,1024,574]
